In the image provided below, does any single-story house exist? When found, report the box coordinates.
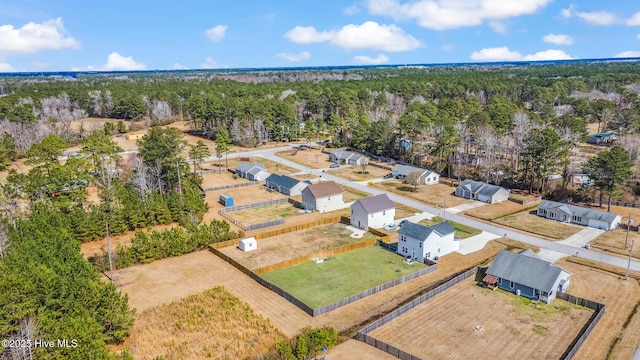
[391,164,439,185]
[397,221,457,262]
[329,150,366,166]
[235,162,270,181]
[350,194,395,230]
[483,249,571,304]
[586,132,618,145]
[301,181,344,212]
[238,237,257,252]
[265,174,310,196]
[537,200,622,231]
[455,179,510,204]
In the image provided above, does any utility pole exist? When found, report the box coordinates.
[626,239,635,281]
[443,195,447,221]
[625,214,633,250]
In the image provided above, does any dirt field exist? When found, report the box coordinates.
[372,181,469,208]
[553,258,640,360]
[218,223,376,270]
[275,148,335,169]
[493,209,583,240]
[368,281,593,360]
[202,184,288,225]
[591,228,640,260]
[464,200,539,220]
[326,166,391,181]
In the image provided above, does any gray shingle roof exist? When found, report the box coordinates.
[538,200,621,224]
[353,194,394,213]
[266,174,302,189]
[236,162,265,174]
[486,249,569,293]
[398,221,455,240]
[392,164,439,178]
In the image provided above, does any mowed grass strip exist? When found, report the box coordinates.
[419,216,481,239]
[260,246,426,309]
[493,210,581,240]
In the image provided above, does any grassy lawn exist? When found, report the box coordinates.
[340,185,369,202]
[465,201,539,221]
[326,166,391,181]
[394,202,421,219]
[493,210,582,240]
[372,181,469,208]
[419,216,482,239]
[260,246,426,309]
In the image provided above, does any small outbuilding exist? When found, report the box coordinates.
[239,237,257,252]
[219,194,235,207]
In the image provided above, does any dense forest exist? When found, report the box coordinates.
[2,61,640,357]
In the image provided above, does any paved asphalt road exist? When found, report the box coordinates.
[255,149,640,272]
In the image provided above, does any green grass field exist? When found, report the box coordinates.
[419,216,482,239]
[260,246,427,309]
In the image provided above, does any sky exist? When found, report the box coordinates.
[1,0,640,72]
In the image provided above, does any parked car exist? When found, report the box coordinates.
[383,173,394,179]
[330,163,340,168]
[384,223,398,231]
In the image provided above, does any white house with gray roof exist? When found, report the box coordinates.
[265,174,310,196]
[483,249,571,304]
[537,200,622,231]
[397,221,457,262]
[329,150,366,166]
[235,162,270,181]
[350,194,395,230]
[455,179,510,204]
[391,164,439,185]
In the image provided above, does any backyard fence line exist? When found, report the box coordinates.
[218,198,288,213]
[253,216,342,239]
[288,198,305,209]
[244,219,285,231]
[557,292,606,360]
[249,272,315,316]
[203,180,256,192]
[508,195,542,205]
[358,334,423,360]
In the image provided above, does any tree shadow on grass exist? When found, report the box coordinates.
[398,185,416,192]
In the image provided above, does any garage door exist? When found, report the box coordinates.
[588,219,609,230]
[477,194,490,203]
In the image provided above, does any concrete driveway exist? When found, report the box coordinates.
[456,231,501,255]
[558,227,605,247]
[447,200,487,214]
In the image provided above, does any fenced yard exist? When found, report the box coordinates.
[493,210,583,239]
[218,222,378,270]
[367,280,593,360]
[260,246,428,309]
[372,181,469,208]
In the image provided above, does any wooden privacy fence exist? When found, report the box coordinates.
[357,267,478,359]
[369,227,390,242]
[218,198,288,213]
[203,180,257,191]
[557,292,605,360]
[253,216,342,239]
[287,197,305,209]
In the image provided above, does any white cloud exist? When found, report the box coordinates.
[470,46,573,61]
[104,52,146,70]
[0,18,79,56]
[285,21,422,52]
[542,33,574,45]
[200,57,227,69]
[366,0,551,30]
[204,25,227,42]
[276,51,311,62]
[353,54,389,64]
[561,5,618,25]
[523,49,573,60]
[441,44,454,51]
[344,5,360,15]
[172,63,188,70]
[470,47,523,61]
[488,21,508,34]
[637,34,640,40]
[616,50,640,58]
[0,62,15,72]
[627,13,640,26]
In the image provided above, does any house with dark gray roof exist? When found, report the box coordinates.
[301,181,344,212]
[397,221,457,262]
[329,150,366,166]
[455,179,510,204]
[350,194,395,230]
[235,162,270,181]
[483,249,571,304]
[265,174,310,196]
[537,200,621,231]
[391,164,439,185]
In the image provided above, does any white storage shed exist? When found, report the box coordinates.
[239,237,258,252]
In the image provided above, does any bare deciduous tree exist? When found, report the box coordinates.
[475,125,500,183]
[360,157,369,174]
[511,111,533,173]
[405,170,423,192]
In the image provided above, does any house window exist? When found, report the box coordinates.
[419,243,422,248]
[541,209,547,215]
[498,278,502,285]
[438,248,440,253]
[573,216,582,222]
[383,210,386,216]
[549,212,556,218]
[328,196,331,201]
[510,281,515,289]
[426,252,431,258]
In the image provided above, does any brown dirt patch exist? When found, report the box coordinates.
[327,166,391,181]
[368,281,593,360]
[556,258,640,360]
[219,223,377,269]
[326,339,397,360]
[275,148,335,169]
[372,181,469,208]
[493,210,583,240]
[465,200,539,220]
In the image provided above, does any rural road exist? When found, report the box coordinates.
[255,148,640,272]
